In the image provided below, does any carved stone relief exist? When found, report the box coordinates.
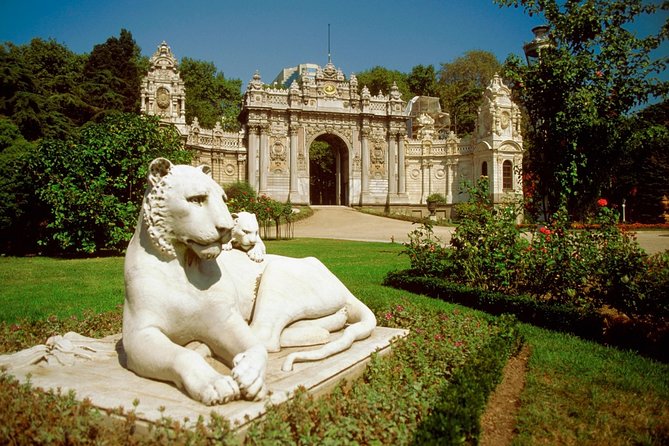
[270,141,287,173]
[370,145,386,179]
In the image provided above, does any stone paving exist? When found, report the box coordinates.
[293,206,669,255]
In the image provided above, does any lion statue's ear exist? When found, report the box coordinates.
[199,165,212,176]
[148,158,173,186]
[231,213,239,220]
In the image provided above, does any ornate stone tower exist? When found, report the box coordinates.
[475,74,523,203]
[140,42,187,134]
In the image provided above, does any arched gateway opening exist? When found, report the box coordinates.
[309,134,349,205]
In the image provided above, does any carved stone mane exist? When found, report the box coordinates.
[142,172,178,258]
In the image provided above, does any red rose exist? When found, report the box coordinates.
[597,198,608,207]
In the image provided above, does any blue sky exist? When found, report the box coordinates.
[1,0,665,86]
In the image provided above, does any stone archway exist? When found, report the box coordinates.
[309,133,350,205]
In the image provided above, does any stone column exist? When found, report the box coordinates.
[247,126,259,191]
[361,128,370,195]
[237,154,246,183]
[259,125,269,194]
[398,134,406,194]
[289,126,298,194]
[335,150,341,205]
[388,131,397,194]
[446,161,455,203]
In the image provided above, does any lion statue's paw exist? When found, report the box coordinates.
[184,371,241,406]
[247,244,265,262]
[222,241,233,251]
[232,346,268,401]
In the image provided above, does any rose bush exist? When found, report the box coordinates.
[402,180,669,324]
[225,182,294,240]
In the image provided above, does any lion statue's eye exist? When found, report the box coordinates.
[187,194,207,205]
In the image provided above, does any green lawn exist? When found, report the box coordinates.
[0,239,667,444]
[0,256,124,323]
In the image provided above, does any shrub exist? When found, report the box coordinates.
[225,185,295,240]
[397,179,668,348]
[401,221,449,276]
[448,178,526,292]
[224,181,256,203]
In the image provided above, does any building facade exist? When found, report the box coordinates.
[141,42,523,217]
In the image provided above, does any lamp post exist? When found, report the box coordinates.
[523,25,551,65]
[622,198,626,222]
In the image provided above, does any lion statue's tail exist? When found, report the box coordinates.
[281,296,377,372]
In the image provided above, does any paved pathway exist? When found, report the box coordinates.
[293,206,669,254]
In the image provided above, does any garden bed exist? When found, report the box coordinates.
[0,299,522,444]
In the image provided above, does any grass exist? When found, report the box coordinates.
[0,256,124,323]
[0,238,668,444]
[514,325,669,445]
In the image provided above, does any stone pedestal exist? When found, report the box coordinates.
[1,327,407,435]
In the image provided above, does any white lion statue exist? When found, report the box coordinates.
[122,158,376,405]
[222,211,266,262]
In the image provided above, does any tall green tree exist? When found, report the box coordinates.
[612,99,669,222]
[0,39,91,141]
[179,58,242,131]
[356,66,411,100]
[439,50,501,135]
[0,117,41,254]
[31,113,190,254]
[82,29,143,117]
[406,64,439,97]
[497,0,668,218]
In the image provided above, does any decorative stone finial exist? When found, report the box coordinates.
[248,71,264,91]
[390,81,402,100]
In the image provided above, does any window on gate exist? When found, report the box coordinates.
[481,161,488,177]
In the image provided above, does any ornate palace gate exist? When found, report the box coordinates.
[142,42,524,215]
[239,63,408,206]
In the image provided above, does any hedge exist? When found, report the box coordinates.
[384,270,668,362]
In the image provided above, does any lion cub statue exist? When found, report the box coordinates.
[122,158,376,406]
[222,211,266,262]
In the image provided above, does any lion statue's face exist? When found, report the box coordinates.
[142,158,234,259]
[230,212,260,251]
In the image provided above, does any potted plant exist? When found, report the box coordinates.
[426,193,446,215]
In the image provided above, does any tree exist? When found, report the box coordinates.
[179,58,242,131]
[611,99,669,222]
[0,39,91,141]
[356,66,411,100]
[439,50,501,135]
[0,117,41,254]
[406,64,439,97]
[497,0,668,219]
[82,29,144,117]
[31,113,191,254]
